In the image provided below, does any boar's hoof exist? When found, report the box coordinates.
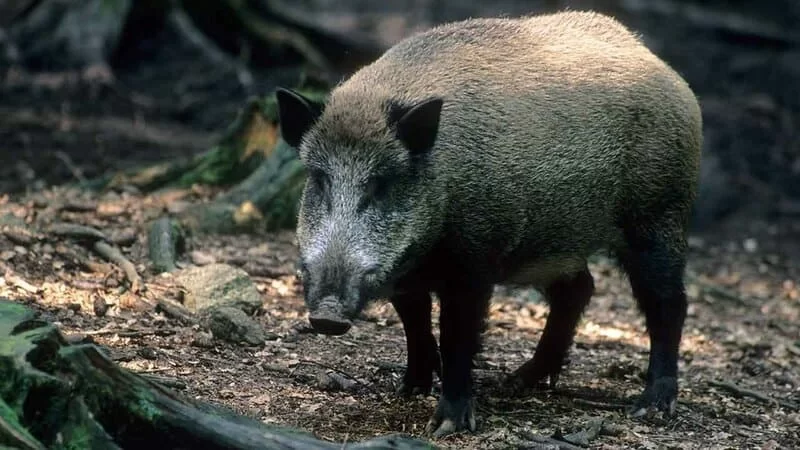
[504,362,560,393]
[628,376,678,419]
[425,396,476,438]
[395,379,432,397]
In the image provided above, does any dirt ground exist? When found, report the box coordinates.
[1,12,799,448]
[2,181,799,449]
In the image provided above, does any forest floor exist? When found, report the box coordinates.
[1,177,799,450]
[2,23,800,449]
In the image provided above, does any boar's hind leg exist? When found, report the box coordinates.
[425,280,492,438]
[620,220,688,418]
[391,291,441,397]
[508,267,593,390]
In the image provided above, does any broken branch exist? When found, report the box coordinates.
[93,241,143,293]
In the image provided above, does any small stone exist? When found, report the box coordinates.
[202,306,268,346]
[66,303,82,312]
[111,228,138,247]
[137,347,159,360]
[190,250,216,266]
[191,331,215,348]
[93,296,109,317]
[174,263,263,314]
[315,372,357,392]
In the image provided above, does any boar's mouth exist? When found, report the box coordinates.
[308,296,353,335]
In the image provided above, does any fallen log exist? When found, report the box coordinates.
[0,298,436,449]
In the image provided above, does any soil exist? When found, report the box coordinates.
[2,185,799,449]
[2,3,799,449]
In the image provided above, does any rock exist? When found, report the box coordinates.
[316,371,358,392]
[174,263,263,314]
[202,306,271,346]
[92,296,109,317]
[191,331,215,348]
[189,250,216,266]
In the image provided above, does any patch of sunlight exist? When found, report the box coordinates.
[579,321,634,341]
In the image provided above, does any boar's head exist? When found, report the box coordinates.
[275,87,444,335]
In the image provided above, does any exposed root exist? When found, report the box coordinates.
[167,6,253,92]
[156,298,198,326]
[47,223,109,243]
[93,241,143,293]
[709,379,799,411]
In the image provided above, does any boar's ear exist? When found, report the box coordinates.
[275,88,324,148]
[388,97,443,154]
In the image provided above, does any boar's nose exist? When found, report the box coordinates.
[308,296,352,335]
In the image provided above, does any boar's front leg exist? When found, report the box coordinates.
[425,280,491,438]
[391,291,441,396]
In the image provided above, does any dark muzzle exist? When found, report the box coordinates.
[308,296,352,335]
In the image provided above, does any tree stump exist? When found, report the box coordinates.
[0,298,436,449]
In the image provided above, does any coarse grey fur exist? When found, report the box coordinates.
[277,10,702,438]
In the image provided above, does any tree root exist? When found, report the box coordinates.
[93,241,143,294]
[0,299,437,449]
[709,380,799,411]
[168,6,253,91]
[47,222,110,243]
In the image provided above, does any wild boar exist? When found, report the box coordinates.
[276,10,702,437]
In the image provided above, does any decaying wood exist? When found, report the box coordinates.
[148,217,184,273]
[177,88,327,234]
[0,298,436,449]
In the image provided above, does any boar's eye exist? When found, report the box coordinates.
[360,175,390,210]
[308,169,331,208]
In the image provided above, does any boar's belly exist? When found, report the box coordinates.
[500,255,586,290]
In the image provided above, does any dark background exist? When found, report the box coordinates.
[1,0,799,235]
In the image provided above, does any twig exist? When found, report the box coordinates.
[571,398,628,411]
[709,380,799,411]
[517,430,584,450]
[1,264,40,294]
[296,359,375,393]
[1,225,40,245]
[48,222,109,243]
[93,241,143,293]
[156,298,198,326]
[685,273,749,306]
[54,243,112,273]
[53,150,87,183]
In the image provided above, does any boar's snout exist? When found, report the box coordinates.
[308,296,353,335]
